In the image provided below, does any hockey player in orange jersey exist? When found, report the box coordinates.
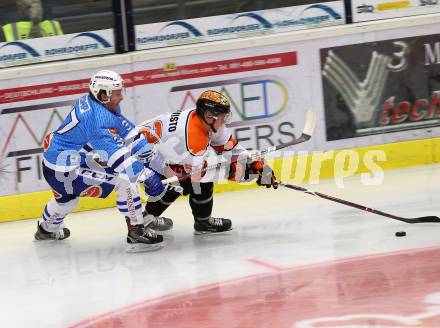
[139,90,277,234]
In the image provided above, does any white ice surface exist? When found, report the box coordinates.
[1,164,440,327]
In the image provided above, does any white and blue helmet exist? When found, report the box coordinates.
[89,70,124,104]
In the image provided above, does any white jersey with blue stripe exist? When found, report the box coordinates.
[43,94,153,181]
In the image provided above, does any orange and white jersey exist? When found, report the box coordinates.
[138,108,245,178]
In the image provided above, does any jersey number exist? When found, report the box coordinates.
[57,109,79,134]
[140,120,162,144]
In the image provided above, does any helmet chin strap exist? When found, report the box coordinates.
[100,90,112,105]
[209,122,217,133]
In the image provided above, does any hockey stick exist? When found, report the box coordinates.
[162,110,316,185]
[277,182,440,224]
[73,111,315,200]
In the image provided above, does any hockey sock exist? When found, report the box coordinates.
[39,196,78,232]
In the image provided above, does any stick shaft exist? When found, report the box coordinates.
[162,133,310,184]
[278,182,440,224]
[162,110,316,184]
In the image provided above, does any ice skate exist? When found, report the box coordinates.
[194,217,232,235]
[126,218,164,253]
[34,222,71,241]
[143,212,173,233]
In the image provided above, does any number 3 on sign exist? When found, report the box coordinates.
[57,109,79,134]
[388,41,409,72]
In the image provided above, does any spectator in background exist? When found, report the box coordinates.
[1,0,63,42]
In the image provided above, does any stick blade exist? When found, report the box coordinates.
[413,216,440,223]
[302,110,317,137]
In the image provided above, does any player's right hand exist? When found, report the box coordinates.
[246,159,278,189]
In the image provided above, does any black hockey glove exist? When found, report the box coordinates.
[246,159,278,189]
[228,158,277,189]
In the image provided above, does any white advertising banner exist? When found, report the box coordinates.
[0,45,313,196]
[129,48,313,155]
[135,2,345,50]
[352,0,440,22]
[0,29,115,68]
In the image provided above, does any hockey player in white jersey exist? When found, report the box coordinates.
[36,70,166,252]
[139,90,277,234]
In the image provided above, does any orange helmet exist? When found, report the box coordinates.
[196,90,230,117]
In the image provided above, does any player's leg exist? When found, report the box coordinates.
[77,163,164,250]
[37,162,113,240]
[35,163,80,240]
[35,192,78,240]
[190,182,232,234]
[114,177,164,252]
[143,181,185,233]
